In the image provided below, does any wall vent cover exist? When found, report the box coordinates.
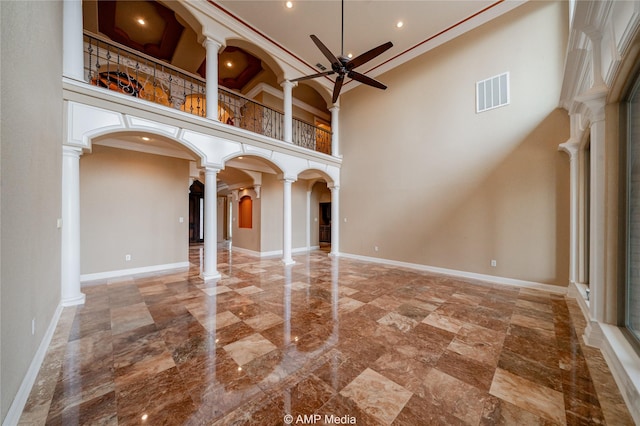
[476,72,509,113]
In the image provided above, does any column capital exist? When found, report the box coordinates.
[576,87,607,122]
[62,145,83,158]
[328,184,340,191]
[201,36,224,51]
[279,175,297,184]
[558,141,580,160]
[280,80,297,89]
[205,166,221,174]
[329,104,340,111]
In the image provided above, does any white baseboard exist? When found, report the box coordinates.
[566,284,640,424]
[80,261,189,283]
[339,252,567,294]
[2,304,63,426]
[598,325,640,424]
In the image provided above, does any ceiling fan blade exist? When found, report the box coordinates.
[310,35,341,67]
[347,41,393,70]
[348,71,387,90]
[332,74,345,103]
[290,71,335,82]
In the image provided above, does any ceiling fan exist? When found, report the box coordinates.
[291,0,393,103]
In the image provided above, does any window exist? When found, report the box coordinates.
[239,195,252,229]
[625,71,640,346]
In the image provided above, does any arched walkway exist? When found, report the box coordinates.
[61,100,340,305]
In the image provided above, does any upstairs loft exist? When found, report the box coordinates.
[82,31,333,157]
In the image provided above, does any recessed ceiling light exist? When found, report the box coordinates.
[396,21,404,28]
[141,136,150,141]
[347,53,353,59]
[137,18,146,25]
[285,1,293,9]
[238,156,244,159]
[226,61,233,68]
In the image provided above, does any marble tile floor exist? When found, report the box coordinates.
[19,246,635,425]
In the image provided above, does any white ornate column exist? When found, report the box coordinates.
[559,116,581,285]
[282,177,296,265]
[306,187,312,251]
[61,146,85,306]
[282,80,295,143]
[63,0,85,81]
[329,104,340,157]
[575,24,609,344]
[202,167,221,280]
[329,184,340,257]
[579,89,607,343]
[204,37,222,121]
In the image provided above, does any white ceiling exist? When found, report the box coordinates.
[216,0,526,92]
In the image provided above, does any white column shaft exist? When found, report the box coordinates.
[204,38,221,121]
[282,179,295,264]
[282,81,294,143]
[330,105,340,157]
[202,168,221,280]
[61,146,85,306]
[306,190,312,251]
[330,186,340,256]
[63,0,85,81]
[589,117,606,322]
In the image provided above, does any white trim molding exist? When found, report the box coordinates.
[340,252,567,295]
[80,261,190,283]
[2,304,64,426]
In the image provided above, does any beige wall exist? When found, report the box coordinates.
[232,188,261,252]
[340,0,570,286]
[260,174,284,253]
[80,145,189,275]
[1,1,64,419]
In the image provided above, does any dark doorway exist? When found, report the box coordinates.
[189,180,204,243]
[319,202,331,243]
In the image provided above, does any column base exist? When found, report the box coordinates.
[583,320,604,348]
[282,258,295,266]
[201,271,221,281]
[61,293,86,307]
[329,252,340,258]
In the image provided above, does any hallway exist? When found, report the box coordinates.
[20,247,633,425]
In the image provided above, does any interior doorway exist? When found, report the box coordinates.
[189,180,204,243]
[319,202,331,244]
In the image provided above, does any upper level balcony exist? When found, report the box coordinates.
[80,30,333,157]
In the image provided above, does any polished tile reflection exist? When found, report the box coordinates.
[19,246,634,425]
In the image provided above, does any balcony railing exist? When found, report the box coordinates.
[82,32,331,156]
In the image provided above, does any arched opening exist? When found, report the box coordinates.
[79,131,200,279]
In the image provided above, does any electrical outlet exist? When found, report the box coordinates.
[374,246,379,252]
[125,254,132,261]
[491,259,497,267]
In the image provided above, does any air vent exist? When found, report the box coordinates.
[316,63,327,71]
[476,72,509,113]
